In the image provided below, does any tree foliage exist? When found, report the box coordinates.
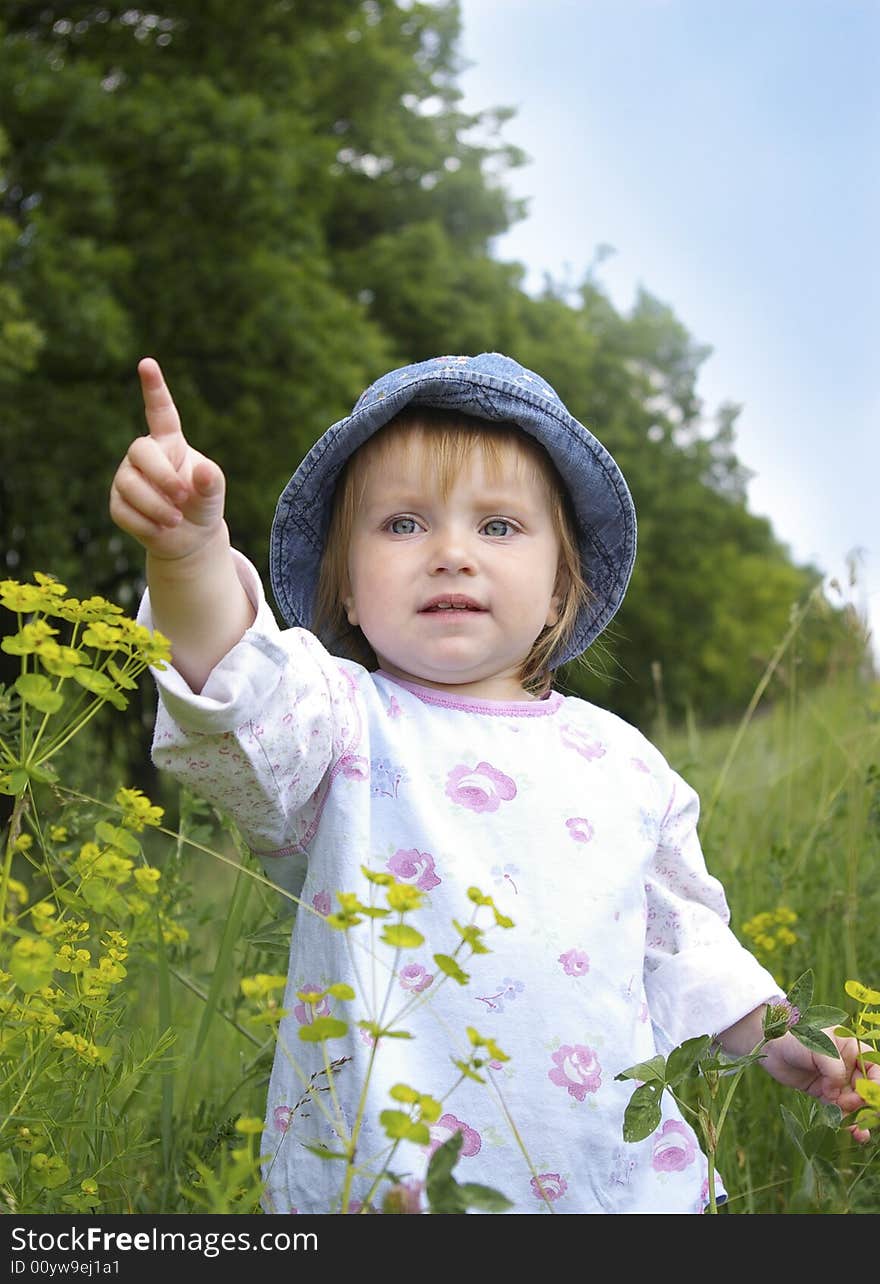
[0,0,862,748]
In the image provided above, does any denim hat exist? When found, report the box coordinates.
[270,352,637,666]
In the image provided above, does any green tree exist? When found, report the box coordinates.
[0,1,863,752]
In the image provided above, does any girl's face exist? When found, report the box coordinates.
[343,435,562,701]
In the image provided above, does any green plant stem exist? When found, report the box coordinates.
[340,1040,379,1214]
[704,1041,767,1213]
[0,788,29,929]
[488,1073,553,1212]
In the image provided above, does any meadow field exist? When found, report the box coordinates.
[2,586,878,1216]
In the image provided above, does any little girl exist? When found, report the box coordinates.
[110,351,874,1215]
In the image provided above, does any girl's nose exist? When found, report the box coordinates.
[427,526,477,575]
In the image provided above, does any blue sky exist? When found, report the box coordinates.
[456,0,879,658]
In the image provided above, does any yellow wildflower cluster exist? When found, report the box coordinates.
[115,787,164,832]
[241,973,288,1027]
[52,1030,110,1066]
[741,906,798,972]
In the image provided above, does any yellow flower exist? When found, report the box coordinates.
[48,826,68,842]
[115,786,164,831]
[7,878,29,907]
[13,833,33,854]
[56,945,91,975]
[241,973,288,999]
[234,1117,265,1135]
[56,595,124,624]
[160,919,189,945]
[133,866,161,895]
[1,620,60,654]
[0,582,52,612]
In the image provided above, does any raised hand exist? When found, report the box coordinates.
[109,358,227,561]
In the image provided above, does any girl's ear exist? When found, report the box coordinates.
[342,582,358,627]
[546,565,568,627]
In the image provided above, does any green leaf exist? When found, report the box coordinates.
[801,1124,834,1159]
[790,1024,840,1059]
[14,673,63,713]
[297,1017,348,1043]
[95,821,141,856]
[360,865,394,885]
[426,1131,462,1186]
[9,937,56,993]
[813,1101,843,1129]
[0,768,30,795]
[358,1021,413,1041]
[666,1035,713,1085]
[786,970,815,1015]
[452,1058,486,1084]
[802,1005,847,1027]
[621,1082,663,1142]
[780,1105,806,1155]
[23,761,58,784]
[379,1110,428,1144]
[456,1182,513,1212]
[327,982,355,1000]
[433,954,469,985]
[389,1083,420,1104]
[302,1143,348,1161]
[72,667,114,694]
[615,1054,666,1084]
[380,923,424,949]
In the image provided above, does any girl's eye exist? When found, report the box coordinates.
[387,516,420,535]
[482,518,515,537]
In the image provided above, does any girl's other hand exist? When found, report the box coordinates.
[109,358,227,561]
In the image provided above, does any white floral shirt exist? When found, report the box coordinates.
[141,554,780,1215]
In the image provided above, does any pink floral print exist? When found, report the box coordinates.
[531,1172,568,1202]
[273,1105,293,1133]
[398,962,434,993]
[652,1120,696,1172]
[559,948,590,977]
[311,890,331,917]
[565,816,594,843]
[387,847,441,891]
[339,754,369,780]
[445,761,517,813]
[293,983,330,1026]
[427,1114,482,1158]
[560,723,607,760]
[548,1045,602,1100]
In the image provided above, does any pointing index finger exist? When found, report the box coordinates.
[138,357,183,441]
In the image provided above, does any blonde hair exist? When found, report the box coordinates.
[313,406,590,696]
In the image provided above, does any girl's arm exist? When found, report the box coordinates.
[110,358,254,691]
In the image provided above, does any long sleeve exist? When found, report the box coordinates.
[138,552,361,903]
[643,770,781,1047]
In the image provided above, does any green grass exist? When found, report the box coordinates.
[3,668,878,1213]
[652,672,880,1212]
